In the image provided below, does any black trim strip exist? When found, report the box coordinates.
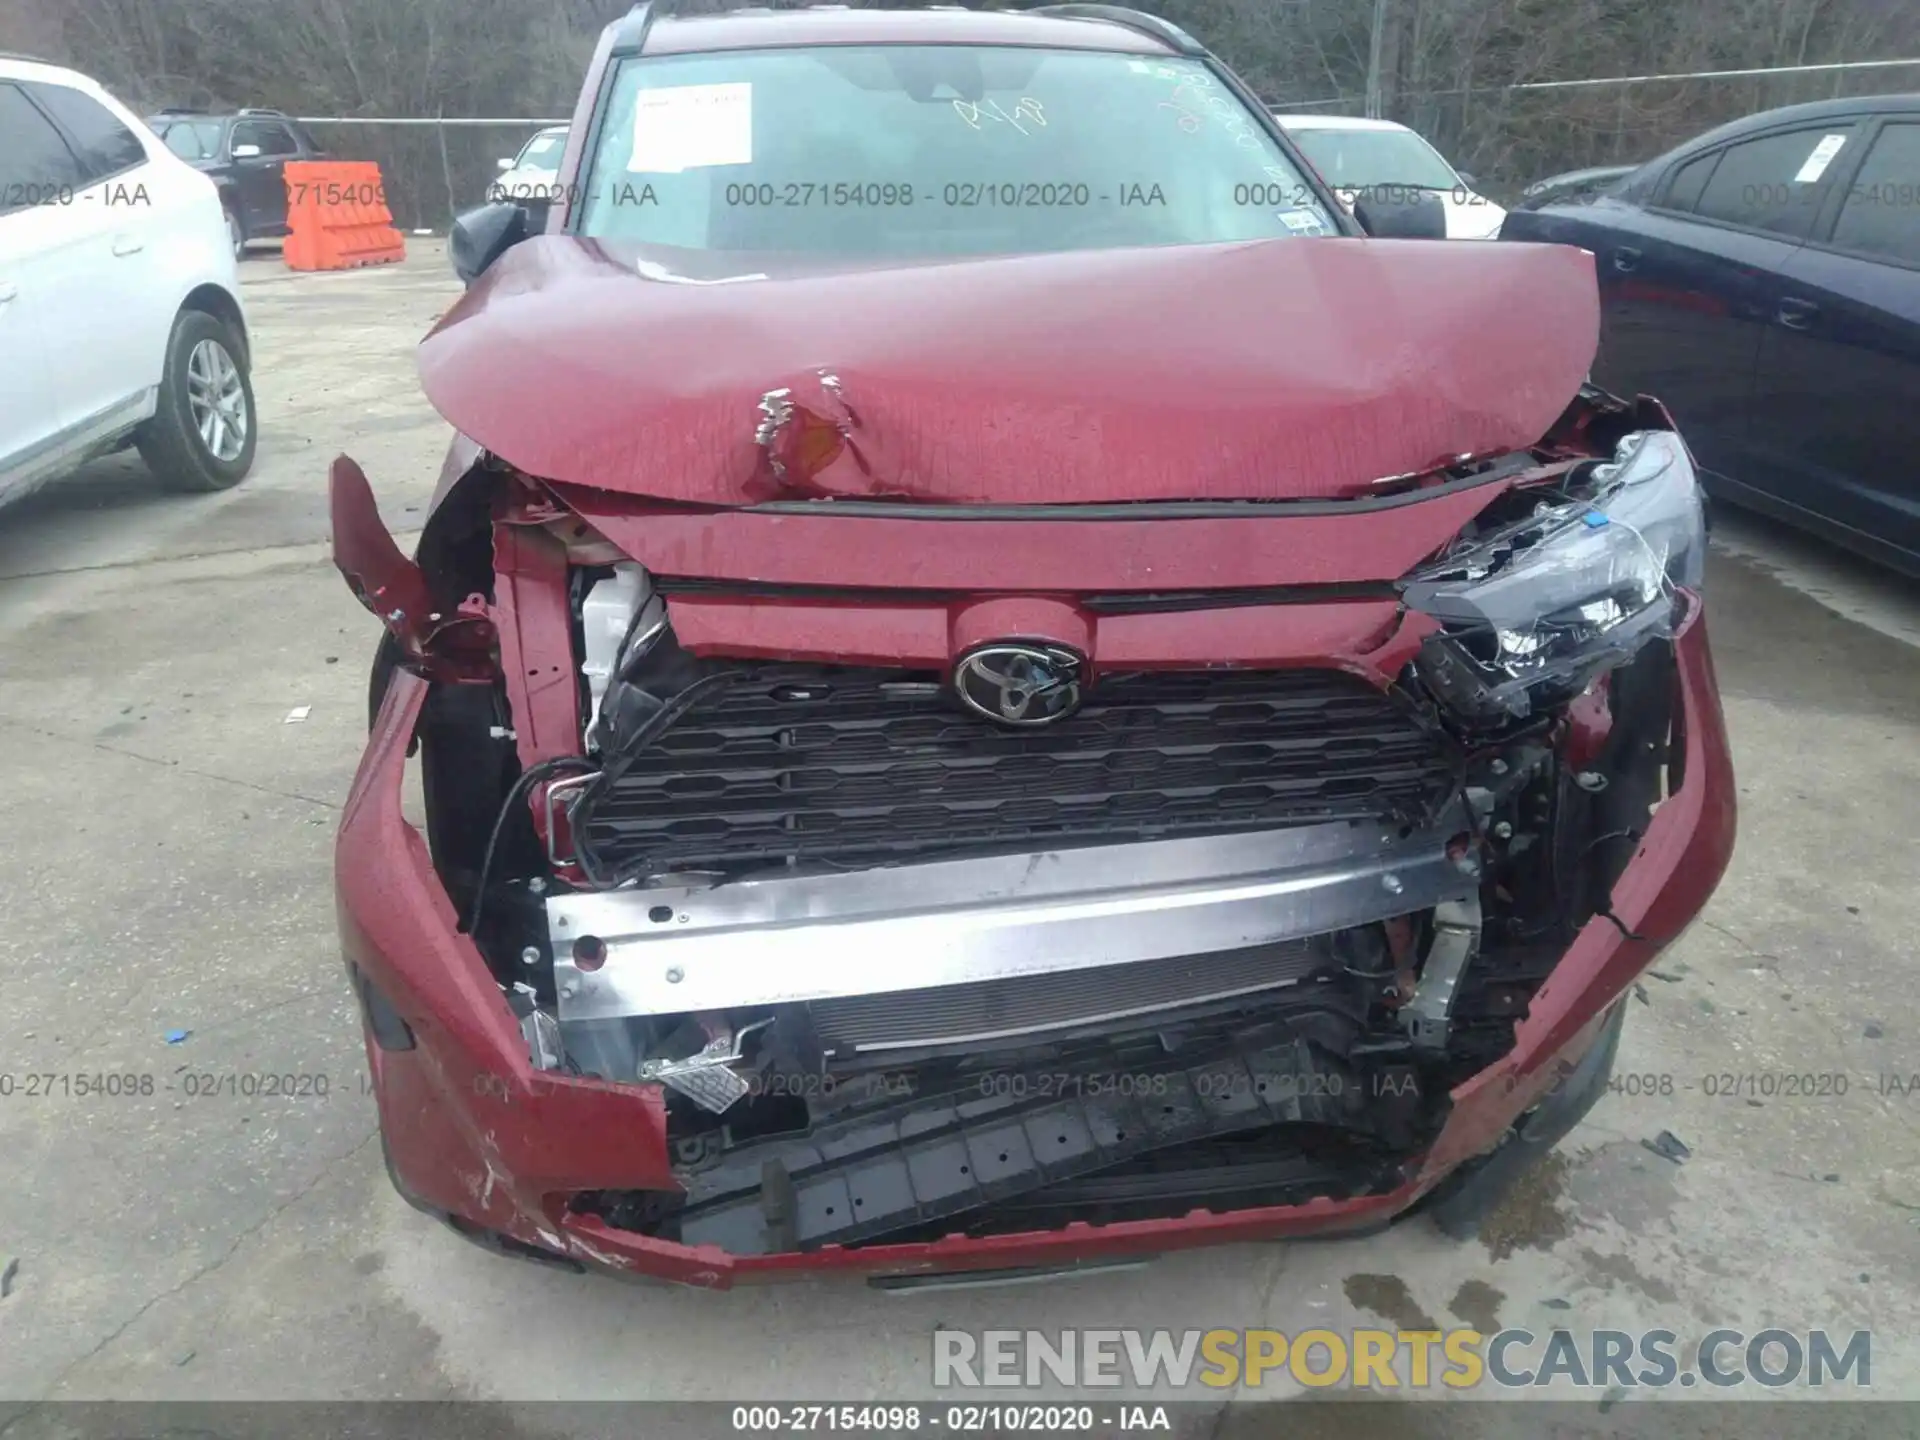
[1081,581,1399,613]
[734,456,1534,521]
[652,576,1402,612]
[654,577,954,603]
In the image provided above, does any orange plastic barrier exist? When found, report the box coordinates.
[282,160,407,271]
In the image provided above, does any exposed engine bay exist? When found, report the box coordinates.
[346,384,1698,1258]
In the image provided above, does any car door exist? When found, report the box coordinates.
[1590,123,1864,485]
[230,119,298,233]
[0,80,73,489]
[1743,117,1920,566]
[1503,185,1757,480]
[20,77,175,438]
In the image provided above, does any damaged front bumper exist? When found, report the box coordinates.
[338,594,1734,1287]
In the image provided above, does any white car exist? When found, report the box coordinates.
[1,57,256,506]
[487,125,568,204]
[1271,114,1506,240]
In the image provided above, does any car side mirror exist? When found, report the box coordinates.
[450,199,546,285]
[1352,190,1449,240]
[497,157,514,171]
[231,143,263,159]
[1456,171,1477,187]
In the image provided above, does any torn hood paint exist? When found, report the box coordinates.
[418,234,1599,505]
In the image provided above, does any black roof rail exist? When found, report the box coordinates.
[1024,4,1203,54]
[611,0,665,52]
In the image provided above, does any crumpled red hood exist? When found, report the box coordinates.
[418,234,1598,505]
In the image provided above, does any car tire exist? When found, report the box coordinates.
[226,205,245,259]
[137,308,258,493]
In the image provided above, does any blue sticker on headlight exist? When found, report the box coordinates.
[1583,512,1611,528]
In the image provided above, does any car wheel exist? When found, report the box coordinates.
[226,206,245,259]
[137,309,258,493]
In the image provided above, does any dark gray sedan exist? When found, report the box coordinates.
[1502,94,1920,577]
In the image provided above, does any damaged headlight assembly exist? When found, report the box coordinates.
[1402,430,1705,723]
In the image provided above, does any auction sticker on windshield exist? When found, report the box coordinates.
[1276,206,1331,235]
[630,82,753,173]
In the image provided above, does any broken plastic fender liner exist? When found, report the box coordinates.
[418,234,1601,506]
[329,453,497,679]
[329,454,435,636]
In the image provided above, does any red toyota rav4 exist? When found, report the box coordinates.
[331,2,1735,1288]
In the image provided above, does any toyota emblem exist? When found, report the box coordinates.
[953,643,1086,727]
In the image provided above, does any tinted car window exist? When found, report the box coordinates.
[1661,150,1719,213]
[155,119,224,160]
[1829,122,1920,264]
[0,82,86,213]
[1693,125,1857,239]
[26,81,148,183]
[232,120,297,157]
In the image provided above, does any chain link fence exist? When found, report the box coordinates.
[294,57,1920,231]
[295,118,568,233]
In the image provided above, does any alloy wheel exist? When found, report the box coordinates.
[186,337,249,463]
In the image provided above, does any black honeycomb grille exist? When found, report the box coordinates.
[576,664,1454,875]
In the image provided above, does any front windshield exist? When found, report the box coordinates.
[516,129,567,174]
[1286,127,1461,191]
[575,46,1338,257]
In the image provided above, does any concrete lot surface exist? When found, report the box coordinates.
[0,242,1917,1426]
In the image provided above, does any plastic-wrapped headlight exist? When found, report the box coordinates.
[1401,430,1704,722]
